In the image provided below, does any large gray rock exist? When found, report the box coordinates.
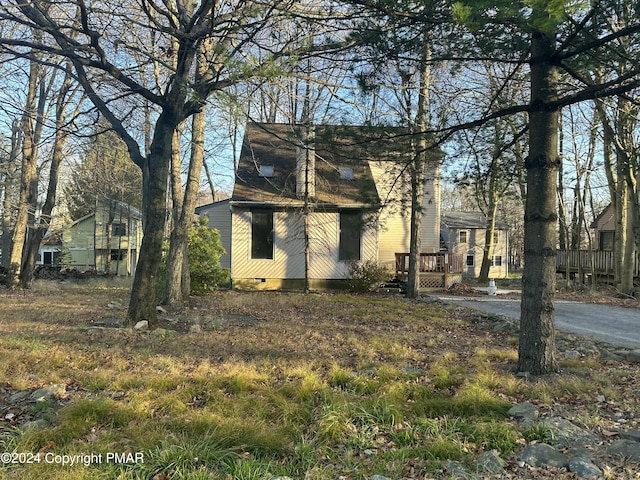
[517,443,569,468]
[568,457,604,479]
[609,439,640,462]
[508,402,539,423]
[625,349,640,363]
[29,384,66,402]
[541,417,599,447]
[618,429,640,442]
[442,460,472,479]
[477,450,506,474]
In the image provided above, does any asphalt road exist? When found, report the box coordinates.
[433,293,640,350]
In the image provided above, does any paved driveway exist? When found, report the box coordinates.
[433,293,640,350]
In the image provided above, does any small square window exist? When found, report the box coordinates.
[491,256,502,267]
[339,167,354,180]
[258,165,274,177]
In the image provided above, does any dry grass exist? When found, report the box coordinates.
[0,282,638,479]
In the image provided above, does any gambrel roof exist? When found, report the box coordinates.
[232,122,414,207]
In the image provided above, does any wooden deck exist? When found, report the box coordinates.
[556,250,640,279]
[395,253,464,289]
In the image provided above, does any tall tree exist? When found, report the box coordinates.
[0,0,335,325]
[350,0,640,374]
[64,123,141,221]
[6,44,46,288]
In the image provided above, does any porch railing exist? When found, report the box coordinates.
[556,250,640,278]
[395,253,465,275]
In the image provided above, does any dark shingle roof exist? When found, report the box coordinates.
[441,211,508,230]
[232,123,414,206]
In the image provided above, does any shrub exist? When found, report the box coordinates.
[187,217,230,294]
[347,259,389,293]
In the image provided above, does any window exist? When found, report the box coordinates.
[339,167,354,180]
[41,251,60,265]
[493,230,500,243]
[339,211,361,261]
[111,249,126,261]
[491,255,503,267]
[251,209,273,259]
[459,231,467,243]
[599,231,614,251]
[112,223,126,236]
[466,255,474,266]
[258,165,274,177]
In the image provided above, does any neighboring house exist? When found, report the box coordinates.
[591,203,615,251]
[196,122,441,289]
[440,211,509,279]
[39,199,143,276]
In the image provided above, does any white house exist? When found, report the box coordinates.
[196,122,441,289]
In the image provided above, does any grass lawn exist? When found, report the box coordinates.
[0,281,638,479]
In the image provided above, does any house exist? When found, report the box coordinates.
[196,122,442,289]
[440,211,509,278]
[39,199,143,276]
[591,203,615,251]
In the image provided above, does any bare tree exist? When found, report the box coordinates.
[0,0,335,325]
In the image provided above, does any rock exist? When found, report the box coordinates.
[568,457,604,479]
[517,443,569,468]
[92,317,122,327]
[541,417,599,447]
[371,476,391,480]
[563,350,581,359]
[625,349,640,363]
[477,450,506,474]
[29,384,66,402]
[508,402,539,424]
[189,323,202,333]
[609,439,640,462]
[106,301,125,310]
[156,305,168,314]
[9,391,30,403]
[442,460,472,478]
[134,320,149,331]
[618,429,640,442]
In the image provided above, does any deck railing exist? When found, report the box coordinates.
[395,252,465,275]
[556,250,640,278]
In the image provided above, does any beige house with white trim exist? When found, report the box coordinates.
[196,122,441,289]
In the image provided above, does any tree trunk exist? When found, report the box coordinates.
[517,28,559,375]
[20,76,70,287]
[1,120,21,271]
[127,111,177,326]
[478,195,498,283]
[406,39,431,298]
[162,129,187,307]
[7,57,42,289]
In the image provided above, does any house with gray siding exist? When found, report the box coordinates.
[197,122,441,290]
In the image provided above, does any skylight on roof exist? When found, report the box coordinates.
[339,167,354,180]
[258,165,274,177]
